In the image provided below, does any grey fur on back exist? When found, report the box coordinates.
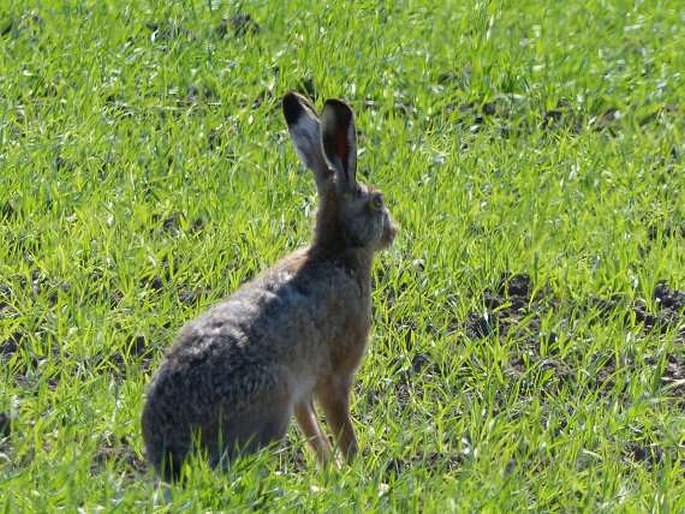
[141,92,396,482]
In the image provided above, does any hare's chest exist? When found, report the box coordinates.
[328,300,371,373]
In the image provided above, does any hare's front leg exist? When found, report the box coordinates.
[294,399,333,464]
[316,377,358,462]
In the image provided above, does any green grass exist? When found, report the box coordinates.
[1,0,684,511]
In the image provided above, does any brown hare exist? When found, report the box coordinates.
[141,92,397,482]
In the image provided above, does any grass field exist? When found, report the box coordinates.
[1,0,684,511]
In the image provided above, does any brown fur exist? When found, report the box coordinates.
[141,92,396,482]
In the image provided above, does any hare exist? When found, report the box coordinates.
[141,92,397,482]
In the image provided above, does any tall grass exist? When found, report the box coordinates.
[1,0,683,510]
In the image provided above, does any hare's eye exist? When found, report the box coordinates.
[370,193,384,210]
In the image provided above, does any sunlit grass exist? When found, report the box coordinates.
[1,0,683,511]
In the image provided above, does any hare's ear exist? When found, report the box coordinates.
[282,92,331,194]
[321,99,357,192]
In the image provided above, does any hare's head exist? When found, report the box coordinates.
[283,92,397,254]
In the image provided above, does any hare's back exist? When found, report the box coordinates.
[154,254,369,392]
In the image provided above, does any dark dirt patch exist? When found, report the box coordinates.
[0,412,11,439]
[647,222,685,244]
[295,77,317,103]
[4,10,44,39]
[541,109,563,128]
[18,269,48,295]
[207,126,224,149]
[140,274,164,292]
[214,13,260,39]
[125,334,149,357]
[146,21,194,43]
[252,87,274,110]
[389,351,442,408]
[230,13,260,37]
[540,99,583,133]
[612,291,681,337]
[213,19,228,39]
[1,201,18,221]
[1,330,24,359]
[150,211,208,237]
[622,442,665,467]
[92,433,146,477]
[436,69,470,89]
[11,269,71,306]
[90,334,153,381]
[151,211,183,236]
[385,450,462,479]
[178,288,204,306]
[589,107,622,134]
[108,288,124,307]
[46,282,71,306]
[394,380,417,408]
[506,356,573,383]
[360,94,418,118]
[465,271,557,347]
[653,282,685,311]
[7,231,43,256]
[0,18,13,38]
[435,94,540,140]
[660,353,685,398]
[275,442,308,474]
[639,104,680,128]
[462,271,685,401]
[464,311,496,339]
[86,270,123,308]
[587,354,624,395]
[186,83,217,105]
[411,353,431,373]
[103,94,134,119]
[10,351,61,394]
[482,102,497,116]
[437,95,675,139]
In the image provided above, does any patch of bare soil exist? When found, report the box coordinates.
[461,271,684,402]
[91,433,147,478]
[384,449,462,479]
[0,412,11,439]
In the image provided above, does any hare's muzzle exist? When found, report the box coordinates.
[381,211,398,248]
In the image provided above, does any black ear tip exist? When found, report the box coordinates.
[282,92,305,126]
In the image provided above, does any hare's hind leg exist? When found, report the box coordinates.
[316,377,358,462]
[294,399,334,464]
[216,400,293,463]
